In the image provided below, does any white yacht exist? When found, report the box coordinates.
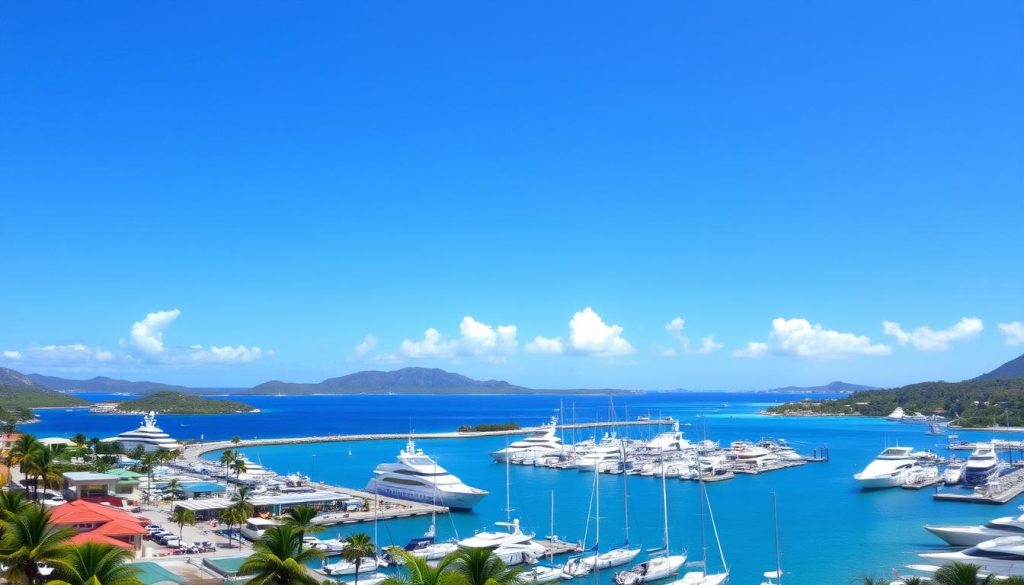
[730,443,779,469]
[964,443,1005,486]
[366,439,488,510]
[919,535,1024,577]
[103,411,181,452]
[642,423,693,455]
[240,517,281,541]
[523,565,563,584]
[853,446,918,489]
[458,519,535,549]
[574,434,625,472]
[493,541,547,566]
[562,546,642,577]
[925,507,1024,546]
[320,557,383,576]
[490,418,565,463]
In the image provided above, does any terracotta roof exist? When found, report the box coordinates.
[92,519,148,537]
[50,499,145,527]
[70,531,134,548]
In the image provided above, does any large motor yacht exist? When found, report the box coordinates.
[853,446,918,489]
[103,411,181,453]
[366,439,488,510]
[925,507,1024,546]
[489,418,565,463]
[919,535,1024,577]
[964,443,1005,486]
[642,423,692,455]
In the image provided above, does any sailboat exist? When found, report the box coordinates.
[460,437,536,549]
[562,451,641,578]
[390,461,459,561]
[322,488,388,577]
[614,462,687,585]
[524,492,567,584]
[759,492,783,585]
[666,470,728,585]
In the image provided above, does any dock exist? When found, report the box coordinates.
[535,537,583,556]
[732,461,806,475]
[933,467,1024,504]
[902,476,944,490]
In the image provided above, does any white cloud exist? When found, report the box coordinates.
[698,334,724,354]
[129,309,181,355]
[398,316,517,360]
[128,308,270,365]
[354,334,378,358]
[882,317,983,351]
[735,317,891,359]
[529,307,633,357]
[400,328,459,359]
[6,344,117,366]
[998,322,1024,347]
[459,317,517,356]
[189,345,269,364]
[661,317,722,355]
[525,336,565,354]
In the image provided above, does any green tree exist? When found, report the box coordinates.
[237,524,323,585]
[219,506,246,549]
[381,550,461,585]
[282,505,324,551]
[340,533,376,585]
[0,505,75,585]
[10,435,41,498]
[164,479,180,511]
[932,562,993,585]
[451,548,523,585]
[171,508,196,541]
[45,541,142,585]
[230,436,242,445]
[230,457,248,491]
[25,447,59,501]
[219,450,237,484]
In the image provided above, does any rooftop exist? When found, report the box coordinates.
[51,499,146,527]
[63,471,119,482]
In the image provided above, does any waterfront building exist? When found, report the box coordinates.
[50,499,148,555]
[62,471,119,499]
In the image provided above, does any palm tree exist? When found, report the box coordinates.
[45,541,142,585]
[932,562,994,585]
[137,452,159,504]
[10,435,41,498]
[219,506,246,549]
[237,524,323,585]
[451,548,523,585]
[282,505,324,551]
[219,449,237,483]
[381,550,461,585]
[0,505,75,585]
[232,485,255,518]
[165,479,181,511]
[70,433,88,449]
[0,490,29,517]
[230,457,248,491]
[171,508,196,540]
[24,447,58,501]
[341,533,376,585]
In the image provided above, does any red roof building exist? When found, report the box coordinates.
[50,499,147,554]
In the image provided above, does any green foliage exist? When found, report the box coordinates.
[0,505,76,585]
[112,391,255,415]
[932,561,993,585]
[238,524,323,585]
[171,508,196,539]
[457,423,520,433]
[450,547,523,585]
[283,505,324,551]
[47,541,143,585]
[381,550,462,585]
[767,378,1024,428]
[0,383,88,410]
[341,532,376,585]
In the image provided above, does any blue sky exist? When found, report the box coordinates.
[1,2,1022,390]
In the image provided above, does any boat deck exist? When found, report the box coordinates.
[535,537,583,556]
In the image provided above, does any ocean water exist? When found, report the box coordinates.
[26,392,1024,584]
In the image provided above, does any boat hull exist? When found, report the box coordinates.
[924,525,1016,547]
[365,480,486,510]
[853,473,903,489]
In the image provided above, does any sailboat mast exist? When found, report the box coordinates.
[698,480,707,578]
[594,470,601,585]
[706,480,728,574]
[550,490,555,541]
[505,435,512,525]
[661,458,669,551]
[773,491,782,585]
[622,444,630,544]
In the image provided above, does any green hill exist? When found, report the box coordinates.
[766,378,1024,428]
[113,391,256,414]
[976,352,1024,381]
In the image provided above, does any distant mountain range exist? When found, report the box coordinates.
[0,367,90,409]
[976,352,1024,381]
[26,373,196,394]
[248,367,635,395]
[767,381,878,393]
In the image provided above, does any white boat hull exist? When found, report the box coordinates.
[924,524,1021,547]
[365,480,487,510]
[853,473,904,489]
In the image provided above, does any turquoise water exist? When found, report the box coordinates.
[27,392,1024,583]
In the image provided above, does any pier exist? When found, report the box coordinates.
[181,419,678,460]
[933,467,1024,504]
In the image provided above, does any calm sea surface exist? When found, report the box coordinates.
[27,392,1024,584]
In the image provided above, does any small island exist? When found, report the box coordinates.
[457,422,521,433]
[110,390,258,415]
